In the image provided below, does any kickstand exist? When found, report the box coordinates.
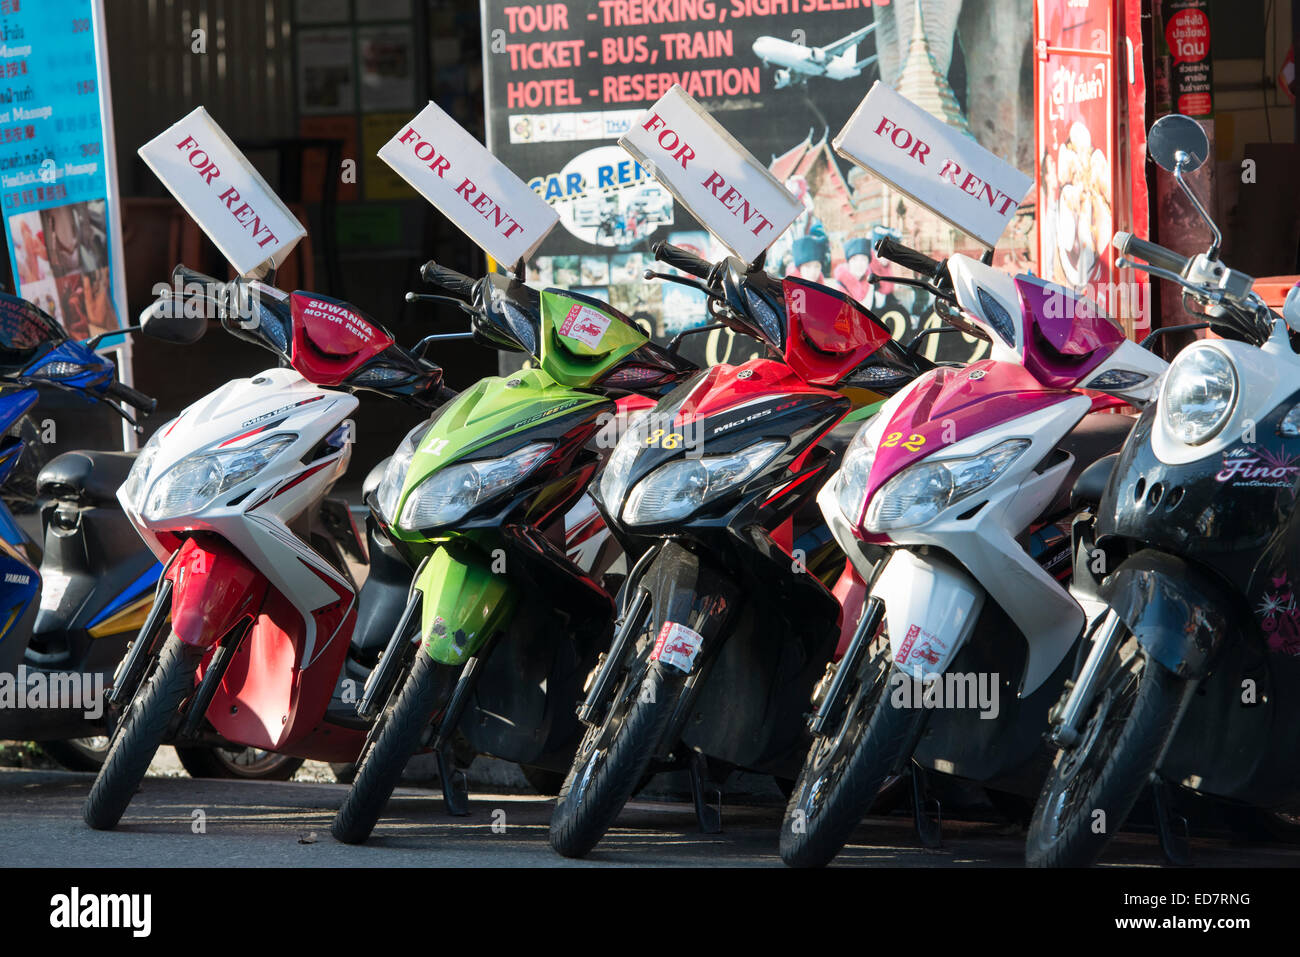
[1149,775,1191,866]
[687,751,723,834]
[909,762,942,848]
[436,746,470,817]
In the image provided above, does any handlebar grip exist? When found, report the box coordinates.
[106,379,157,414]
[873,237,941,277]
[651,241,712,280]
[420,261,477,300]
[1112,232,1189,276]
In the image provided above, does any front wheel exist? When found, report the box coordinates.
[83,634,203,830]
[331,651,454,845]
[1026,639,1188,868]
[174,745,304,781]
[780,645,926,868]
[550,660,683,859]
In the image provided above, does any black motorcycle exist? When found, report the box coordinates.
[1027,114,1297,866]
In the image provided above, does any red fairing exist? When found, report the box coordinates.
[289,292,395,386]
[831,561,869,661]
[672,358,842,426]
[782,277,891,386]
[165,537,269,648]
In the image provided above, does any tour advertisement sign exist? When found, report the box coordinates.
[0,0,128,342]
[1034,0,1117,312]
[481,0,1039,367]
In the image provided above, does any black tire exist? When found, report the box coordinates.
[331,651,453,845]
[780,649,926,868]
[40,737,112,772]
[521,764,565,796]
[329,762,358,784]
[174,745,304,781]
[550,661,683,859]
[83,634,203,830]
[1026,641,1188,868]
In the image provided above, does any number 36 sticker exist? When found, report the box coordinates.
[881,432,925,452]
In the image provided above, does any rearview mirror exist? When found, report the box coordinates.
[1285,282,1300,334]
[1148,114,1209,174]
[139,298,207,345]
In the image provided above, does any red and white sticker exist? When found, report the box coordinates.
[559,303,611,349]
[895,623,949,669]
[650,621,704,673]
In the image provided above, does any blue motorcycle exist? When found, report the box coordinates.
[0,291,301,778]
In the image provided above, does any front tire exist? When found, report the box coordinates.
[780,643,925,868]
[83,634,203,830]
[550,661,682,859]
[331,651,454,845]
[1026,640,1188,868]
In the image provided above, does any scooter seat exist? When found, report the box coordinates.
[1070,453,1120,511]
[1039,413,1133,520]
[37,450,137,506]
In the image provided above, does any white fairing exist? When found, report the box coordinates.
[947,255,1023,364]
[874,549,984,678]
[1152,333,1300,466]
[823,379,1093,696]
[119,366,359,665]
[948,254,1167,409]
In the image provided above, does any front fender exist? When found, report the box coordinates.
[641,540,743,674]
[417,539,516,665]
[1099,549,1233,679]
[165,537,268,648]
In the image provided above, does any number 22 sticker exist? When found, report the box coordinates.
[881,431,926,452]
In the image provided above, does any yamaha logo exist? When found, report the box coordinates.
[737,369,754,379]
[969,369,986,380]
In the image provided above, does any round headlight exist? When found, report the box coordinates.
[1162,346,1237,445]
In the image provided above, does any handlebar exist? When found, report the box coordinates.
[1112,232,1189,276]
[651,241,712,281]
[420,261,477,301]
[873,237,942,277]
[106,379,157,414]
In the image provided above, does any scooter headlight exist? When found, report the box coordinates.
[597,409,651,508]
[864,439,1028,532]
[122,426,166,508]
[398,442,552,530]
[143,434,297,521]
[1162,345,1237,445]
[834,425,876,522]
[375,421,429,523]
[622,439,784,526]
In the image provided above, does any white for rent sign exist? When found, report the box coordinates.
[138,107,306,277]
[834,81,1032,249]
[619,84,802,263]
[379,101,559,267]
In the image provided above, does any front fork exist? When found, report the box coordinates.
[808,595,886,736]
[1048,609,1126,749]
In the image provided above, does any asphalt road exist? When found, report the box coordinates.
[4,766,1300,867]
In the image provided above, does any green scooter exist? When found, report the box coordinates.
[331,261,694,843]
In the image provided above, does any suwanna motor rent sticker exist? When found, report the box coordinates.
[378,100,559,267]
[138,107,307,277]
[619,84,802,264]
[834,81,1033,250]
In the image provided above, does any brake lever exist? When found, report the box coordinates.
[869,273,954,303]
[406,292,475,314]
[643,269,721,300]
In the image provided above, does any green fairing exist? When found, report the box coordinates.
[388,366,608,544]
[417,541,517,664]
[537,290,647,388]
[844,398,887,423]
